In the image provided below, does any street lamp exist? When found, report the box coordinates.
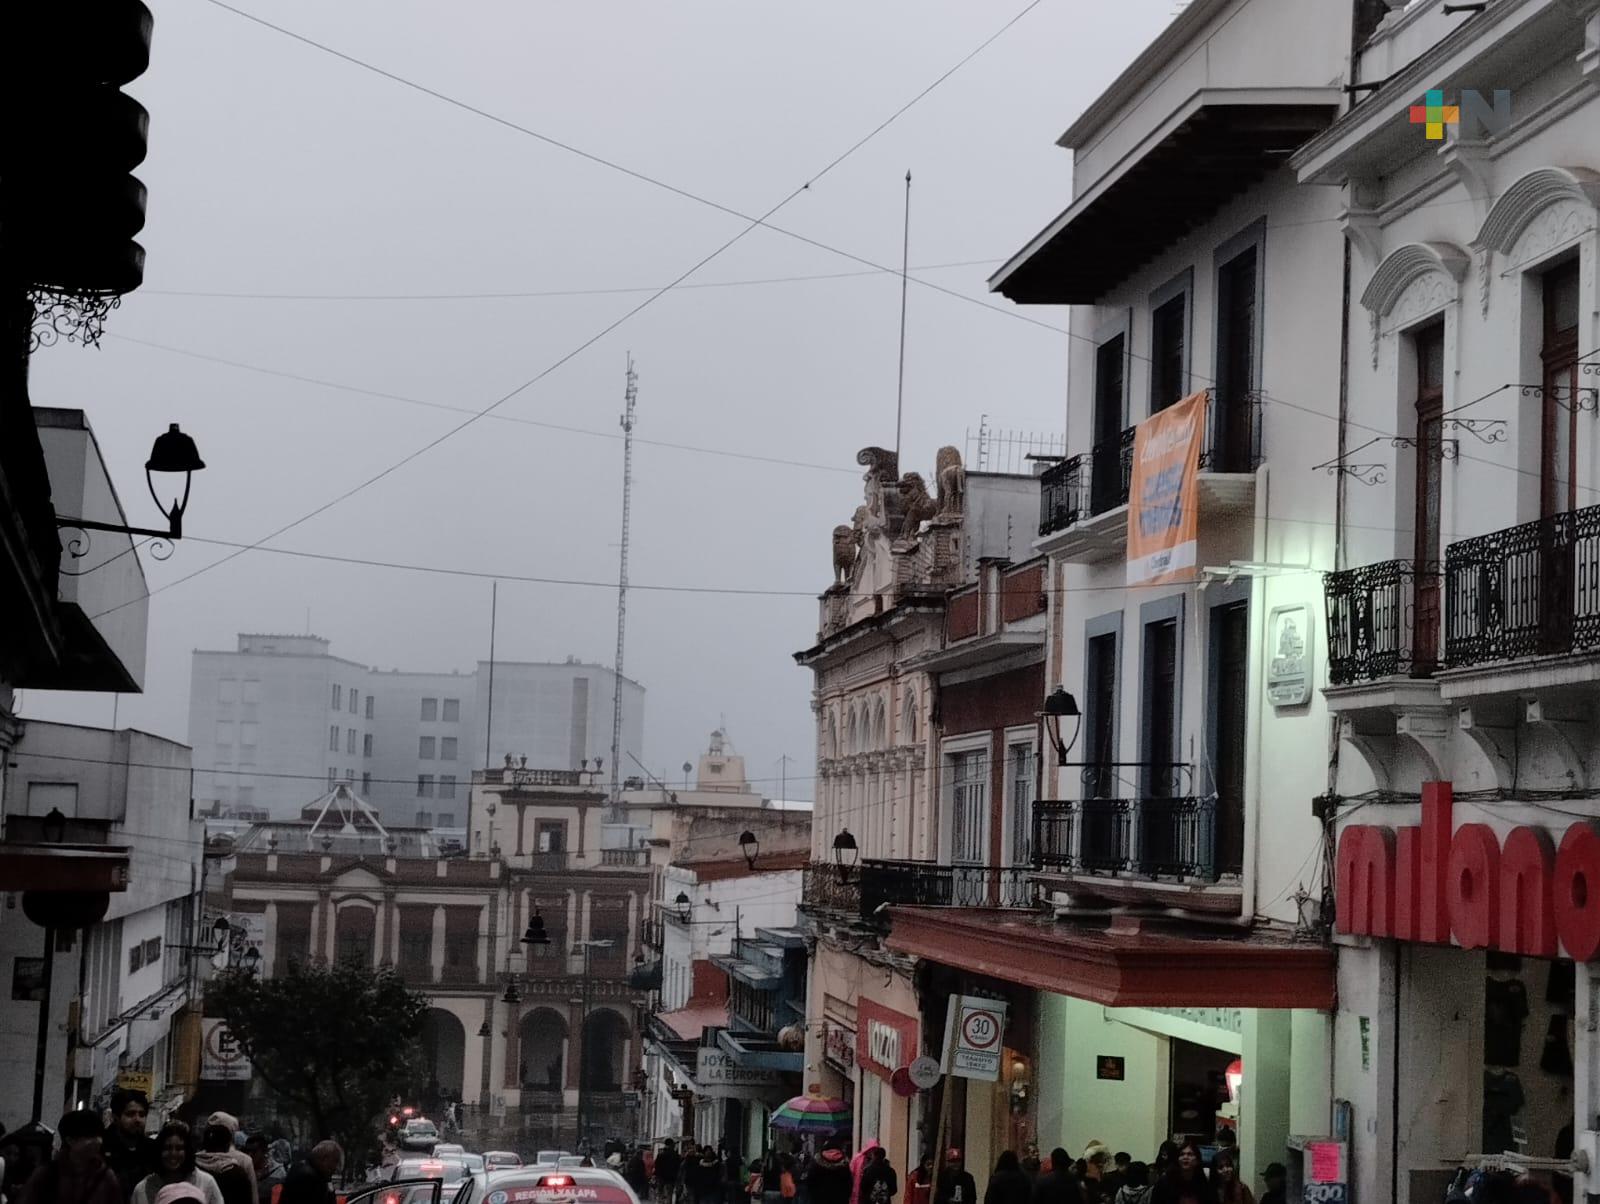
[831,828,859,884]
[573,938,615,1153]
[738,830,759,870]
[56,423,206,545]
[1039,687,1083,766]
[673,892,691,923]
[521,911,551,947]
[40,807,67,844]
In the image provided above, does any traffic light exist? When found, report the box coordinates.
[1,0,154,301]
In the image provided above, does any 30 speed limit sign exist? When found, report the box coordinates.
[945,995,1008,1082]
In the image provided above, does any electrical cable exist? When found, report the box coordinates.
[135,259,1004,302]
[89,0,1051,622]
[100,332,860,476]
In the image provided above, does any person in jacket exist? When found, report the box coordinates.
[193,1121,253,1204]
[906,1157,933,1204]
[806,1142,851,1204]
[655,1142,683,1204]
[1029,1150,1079,1204]
[1112,1164,1151,1204]
[1206,1154,1251,1204]
[932,1151,976,1204]
[1150,1143,1215,1204]
[848,1144,879,1204]
[129,1124,222,1204]
[242,1138,283,1204]
[624,1151,651,1199]
[1080,1145,1112,1204]
[982,1153,1031,1204]
[102,1091,158,1202]
[20,1111,124,1204]
[858,1150,896,1204]
[276,1143,340,1204]
[690,1147,725,1204]
[1254,1165,1284,1204]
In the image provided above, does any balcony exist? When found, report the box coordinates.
[1036,394,1262,560]
[600,847,648,868]
[1324,559,1441,690]
[860,859,1035,913]
[1033,795,1242,912]
[801,862,862,916]
[1444,504,1600,677]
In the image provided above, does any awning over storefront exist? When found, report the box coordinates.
[886,908,1334,1010]
[989,91,1339,304]
[653,1001,728,1042]
[0,842,131,892]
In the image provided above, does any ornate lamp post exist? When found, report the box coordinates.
[56,424,205,557]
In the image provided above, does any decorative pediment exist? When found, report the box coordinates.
[1359,242,1469,316]
[331,865,387,893]
[1474,166,1600,254]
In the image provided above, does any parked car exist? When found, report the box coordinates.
[390,1158,467,1189]
[399,1119,441,1151]
[483,1153,522,1171]
[534,1153,567,1168]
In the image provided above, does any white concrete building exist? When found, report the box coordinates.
[188,635,644,822]
[0,723,202,1130]
[1291,0,1600,1199]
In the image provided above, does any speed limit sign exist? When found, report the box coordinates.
[946,996,1007,1082]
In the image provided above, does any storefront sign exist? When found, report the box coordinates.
[116,1070,154,1095]
[824,1023,857,1075]
[694,1049,784,1098]
[855,999,918,1082]
[944,995,1007,1082]
[1095,1056,1125,1081]
[1265,604,1312,707]
[1337,781,1600,960]
[1127,389,1206,586]
[200,1018,250,1081]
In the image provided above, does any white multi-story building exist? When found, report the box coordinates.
[0,722,202,1129]
[1291,1,1600,1200]
[188,634,645,822]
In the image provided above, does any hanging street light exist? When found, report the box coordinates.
[521,911,551,947]
[738,830,759,871]
[56,423,206,545]
[1039,687,1083,766]
[831,829,859,884]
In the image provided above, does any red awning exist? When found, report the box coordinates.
[655,1000,729,1041]
[886,907,1334,1010]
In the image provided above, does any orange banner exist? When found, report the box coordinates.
[1127,390,1207,586]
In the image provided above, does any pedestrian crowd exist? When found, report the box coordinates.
[635,1133,1285,1204]
[0,1091,348,1204]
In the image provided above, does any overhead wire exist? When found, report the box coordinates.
[89,0,1051,622]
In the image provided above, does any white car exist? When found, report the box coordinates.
[459,1167,642,1204]
[399,1119,441,1152]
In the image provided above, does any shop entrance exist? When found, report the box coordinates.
[1169,1040,1235,1146]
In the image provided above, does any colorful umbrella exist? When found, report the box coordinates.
[771,1095,852,1133]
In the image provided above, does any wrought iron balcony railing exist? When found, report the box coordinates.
[858,859,1035,913]
[802,861,862,914]
[1445,502,1600,668]
[1039,456,1083,536]
[1032,794,1222,880]
[1199,389,1266,474]
[1324,558,1440,684]
[1089,426,1137,517]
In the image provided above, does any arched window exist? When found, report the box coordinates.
[901,692,918,746]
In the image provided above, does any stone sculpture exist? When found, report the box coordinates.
[897,472,939,539]
[935,445,965,519]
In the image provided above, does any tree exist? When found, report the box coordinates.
[208,959,430,1165]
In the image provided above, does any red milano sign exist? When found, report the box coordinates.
[1337,781,1600,959]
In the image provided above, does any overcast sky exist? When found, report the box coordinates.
[20,0,1176,800]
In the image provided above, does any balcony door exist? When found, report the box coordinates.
[1541,259,1580,519]
[1140,613,1181,873]
[1539,260,1581,653]
[1209,600,1248,877]
[947,746,990,865]
[1412,321,1445,673]
[1213,245,1259,473]
[1092,334,1127,513]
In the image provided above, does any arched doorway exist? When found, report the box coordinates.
[419,1008,466,1100]
[580,1009,630,1091]
[519,1008,568,1091]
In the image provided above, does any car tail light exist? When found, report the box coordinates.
[540,1177,574,1188]
[383,1193,400,1204]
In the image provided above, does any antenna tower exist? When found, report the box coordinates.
[609,357,638,813]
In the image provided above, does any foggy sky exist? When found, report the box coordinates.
[20,0,1175,800]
